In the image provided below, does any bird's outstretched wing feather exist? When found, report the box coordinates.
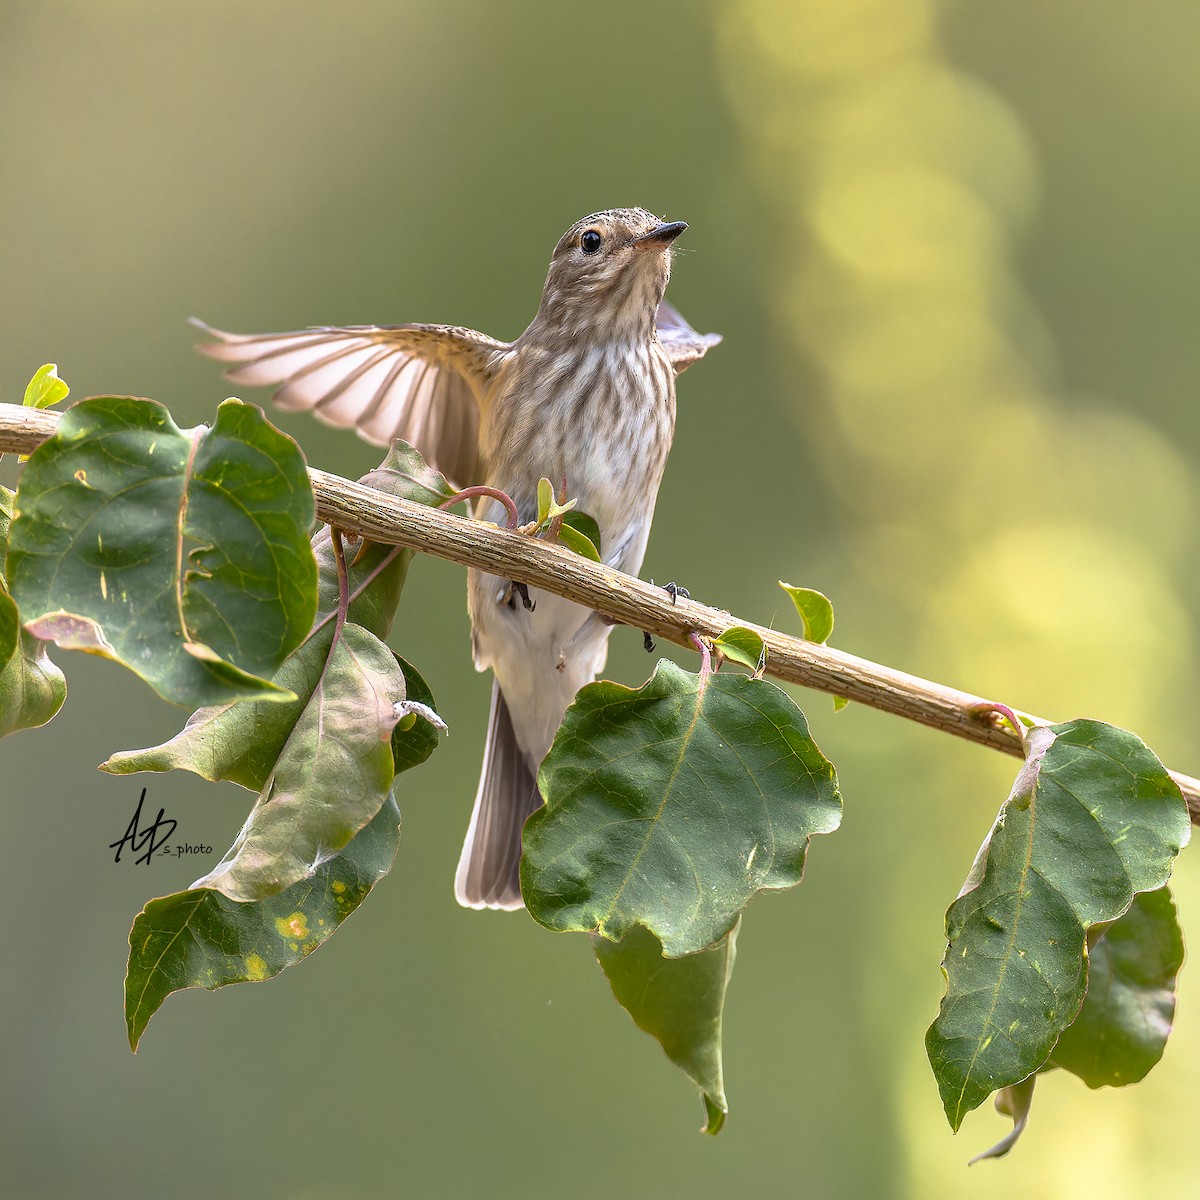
[654,299,722,375]
[193,319,510,489]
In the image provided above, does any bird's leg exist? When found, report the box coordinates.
[513,581,535,611]
[446,486,535,612]
[502,580,535,612]
[641,581,690,650]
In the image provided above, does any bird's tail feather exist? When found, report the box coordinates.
[454,681,542,910]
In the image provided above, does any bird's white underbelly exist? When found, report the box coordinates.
[467,573,609,761]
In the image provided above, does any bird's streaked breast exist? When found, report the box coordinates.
[480,338,675,569]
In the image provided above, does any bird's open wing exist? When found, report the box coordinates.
[193,319,510,488]
[654,299,722,375]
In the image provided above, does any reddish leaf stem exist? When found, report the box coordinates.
[330,527,350,645]
[968,702,1030,754]
[439,485,520,530]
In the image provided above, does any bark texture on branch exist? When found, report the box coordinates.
[3,401,1198,822]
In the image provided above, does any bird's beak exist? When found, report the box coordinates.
[631,221,688,249]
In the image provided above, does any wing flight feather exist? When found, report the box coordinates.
[193,319,510,488]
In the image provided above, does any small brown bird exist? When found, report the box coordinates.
[196,208,720,909]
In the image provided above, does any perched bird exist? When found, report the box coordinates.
[195,207,721,910]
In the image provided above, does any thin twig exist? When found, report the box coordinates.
[3,402,1198,822]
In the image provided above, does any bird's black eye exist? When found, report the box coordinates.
[580,230,603,255]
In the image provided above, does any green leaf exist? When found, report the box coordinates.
[557,517,601,561]
[0,599,66,738]
[0,583,16,668]
[560,511,601,560]
[312,527,410,642]
[925,721,1189,1130]
[389,655,442,774]
[366,438,456,509]
[0,484,12,553]
[712,626,766,673]
[971,887,1186,1161]
[124,794,401,1051]
[594,921,738,1135]
[99,620,335,790]
[101,446,448,790]
[7,396,317,708]
[99,630,439,793]
[1049,886,1183,1088]
[319,439,452,635]
[0,486,16,664]
[778,582,834,644]
[101,442,448,901]
[187,623,406,901]
[0,486,66,737]
[557,523,600,561]
[102,638,438,790]
[23,363,70,409]
[523,659,841,956]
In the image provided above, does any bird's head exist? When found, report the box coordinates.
[531,208,687,341]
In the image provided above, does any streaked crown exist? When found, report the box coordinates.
[529,208,687,341]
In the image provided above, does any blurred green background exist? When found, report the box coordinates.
[3,1,1198,1196]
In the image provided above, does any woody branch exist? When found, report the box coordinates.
[3,402,1198,823]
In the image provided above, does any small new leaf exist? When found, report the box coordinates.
[523,659,841,956]
[125,795,401,1051]
[712,626,767,673]
[558,512,602,561]
[536,477,554,526]
[533,476,577,530]
[23,363,70,410]
[594,921,738,1135]
[778,582,834,644]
